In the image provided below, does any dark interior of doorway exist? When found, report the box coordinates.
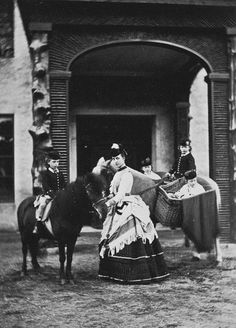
[77,115,153,175]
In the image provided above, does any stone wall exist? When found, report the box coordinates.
[49,27,231,241]
[16,0,234,240]
[0,1,32,230]
[190,69,209,177]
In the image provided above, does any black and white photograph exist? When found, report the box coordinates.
[0,1,236,327]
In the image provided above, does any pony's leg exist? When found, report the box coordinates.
[21,240,28,276]
[29,237,41,272]
[65,236,77,283]
[184,235,190,248]
[58,241,66,285]
[192,250,201,261]
[215,237,223,265]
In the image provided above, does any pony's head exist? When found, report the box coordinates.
[92,157,116,189]
[84,172,109,221]
[86,157,118,221]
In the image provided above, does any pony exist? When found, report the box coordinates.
[91,158,223,264]
[17,175,107,284]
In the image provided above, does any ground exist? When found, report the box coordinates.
[0,229,236,328]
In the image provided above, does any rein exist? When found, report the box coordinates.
[92,178,166,206]
[92,197,107,208]
[104,161,167,197]
[138,177,167,196]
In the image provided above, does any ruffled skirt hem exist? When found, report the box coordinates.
[98,237,169,284]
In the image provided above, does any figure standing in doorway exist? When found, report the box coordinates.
[141,157,161,181]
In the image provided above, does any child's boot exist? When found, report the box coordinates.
[32,218,42,234]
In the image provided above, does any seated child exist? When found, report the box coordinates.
[169,170,205,199]
[33,150,66,234]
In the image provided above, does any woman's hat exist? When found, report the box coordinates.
[141,157,152,167]
[179,139,191,147]
[110,143,128,157]
[184,170,196,180]
[48,150,61,160]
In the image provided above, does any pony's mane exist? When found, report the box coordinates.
[66,177,85,194]
[51,177,89,219]
[84,172,107,196]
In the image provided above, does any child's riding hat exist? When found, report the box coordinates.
[110,143,128,157]
[141,157,152,167]
[48,150,61,160]
[179,139,191,147]
[184,170,196,180]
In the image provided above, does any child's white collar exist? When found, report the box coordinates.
[181,151,190,157]
[49,167,59,173]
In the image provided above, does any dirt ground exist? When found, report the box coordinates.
[0,228,236,328]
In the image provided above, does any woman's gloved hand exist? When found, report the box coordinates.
[105,198,116,208]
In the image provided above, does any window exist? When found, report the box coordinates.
[0,115,14,202]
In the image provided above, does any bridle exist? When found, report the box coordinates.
[85,182,107,209]
[91,197,107,209]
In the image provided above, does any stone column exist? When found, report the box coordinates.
[175,101,191,144]
[28,24,52,194]
[227,28,236,241]
[205,72,231,242]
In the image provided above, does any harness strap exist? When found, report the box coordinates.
[92,197,107,207]
[138,177,166,196]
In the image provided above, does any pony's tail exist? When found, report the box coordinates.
[17,203,24,233]
[17,196,35,233]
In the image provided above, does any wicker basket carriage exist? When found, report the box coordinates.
[155,178,186,228]
[155,176,217,228]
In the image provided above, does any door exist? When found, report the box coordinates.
[77,115,153,175]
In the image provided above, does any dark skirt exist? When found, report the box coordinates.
[98,237,169,284]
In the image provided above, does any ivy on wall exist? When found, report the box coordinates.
[0,0,13,58]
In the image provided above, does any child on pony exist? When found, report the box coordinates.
[33,150,66,234]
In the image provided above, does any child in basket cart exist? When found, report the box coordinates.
[168,170,205,199]
[168,170,206,261]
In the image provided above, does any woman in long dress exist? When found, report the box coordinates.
[98,143,169,283]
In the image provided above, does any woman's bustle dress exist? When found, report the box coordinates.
[98,166,169,283]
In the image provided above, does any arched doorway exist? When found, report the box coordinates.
[68,41,211,179]
[76,115,153,173]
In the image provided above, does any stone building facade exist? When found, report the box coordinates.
[1,0,236,242]
[0,0,32,230]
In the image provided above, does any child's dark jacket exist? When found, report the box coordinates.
[41,169,66,198]
[170,153,196,178]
